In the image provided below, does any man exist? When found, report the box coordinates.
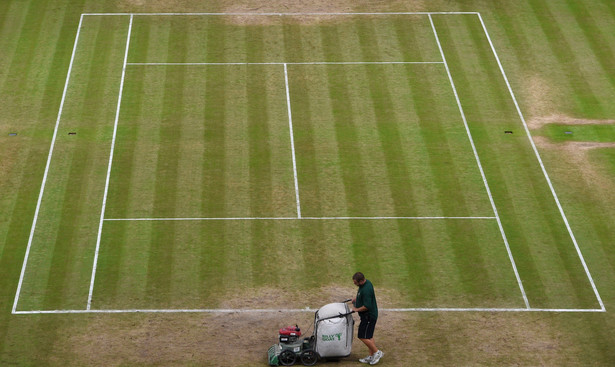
[352,272,383,365]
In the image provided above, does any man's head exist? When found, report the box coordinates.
[352,272,366,286]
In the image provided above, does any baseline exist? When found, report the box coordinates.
[82,12,481,16]
[13,307,605,315]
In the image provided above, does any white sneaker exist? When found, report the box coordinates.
[369,350,384,365]
[359,354,373,363]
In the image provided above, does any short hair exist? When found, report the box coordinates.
[352,272,365,282]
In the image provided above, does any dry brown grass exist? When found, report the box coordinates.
[533,136,615,193]
[528,114,615,130]
[51,283,579,366]
[59,309,581,366]
[524,74,615,129]
[113,0,431,25]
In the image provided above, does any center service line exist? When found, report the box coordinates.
[284,63,302,218]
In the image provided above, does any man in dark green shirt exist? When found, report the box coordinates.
[352,272,384,365]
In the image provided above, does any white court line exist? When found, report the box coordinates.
[86,15,134,310]
[103,216,496,221]
[284,63,302,218]
[83,12,480,16]
[11,14,86,314]
[476,14,605,311]
[12,307,605,315]
[127,62,444,65]
[429,15,530,309]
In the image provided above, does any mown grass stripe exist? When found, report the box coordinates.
[527,1,605,117]
[353,20,419,296]
[356,20,413,214]
[42,16,116,310]
[199,19,228,303]
[562,0,615,94]
[246,27,277,285]
[319,25,381,278]
[390,20,440,301]
[144,20,188,306]
[202,23,227,217]
[0,1,29,91]
[320,33,370,216]
[0,0,50,100]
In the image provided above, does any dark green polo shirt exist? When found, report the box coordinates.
[355,279,378,320]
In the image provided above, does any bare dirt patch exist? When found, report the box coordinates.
[221,0,429,15]
[524,74,561,119]
[527,114,615,130]
[533,136,615,192]
[114,0,431,22]
[60,309,582,366]
[219,0,430,26]
[524,74,615,130]
[56,283,583,366]
[113,0,212,13]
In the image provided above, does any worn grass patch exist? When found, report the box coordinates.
[55,310,580,367]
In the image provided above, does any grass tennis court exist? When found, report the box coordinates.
[12,13,602,313]
[2,1,615,365]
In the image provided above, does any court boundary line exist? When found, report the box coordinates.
[13,307,605,315]
[476,13,605,312]
[86,14,134,310]
[11,14,86,314]
[429,14,530,308]
[82,12,481,16]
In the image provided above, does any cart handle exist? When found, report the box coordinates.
[316,311,355,322]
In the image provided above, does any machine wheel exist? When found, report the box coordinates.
[279,350,296,366]
[300,350,318,366]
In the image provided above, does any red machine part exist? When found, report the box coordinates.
[279,325,301,337]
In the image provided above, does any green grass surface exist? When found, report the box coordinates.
[539,124,615,143]
[2,1,615,366]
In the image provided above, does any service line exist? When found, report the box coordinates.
[103,216,497,221]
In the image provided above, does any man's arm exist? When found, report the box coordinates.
[353,305,368,313]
